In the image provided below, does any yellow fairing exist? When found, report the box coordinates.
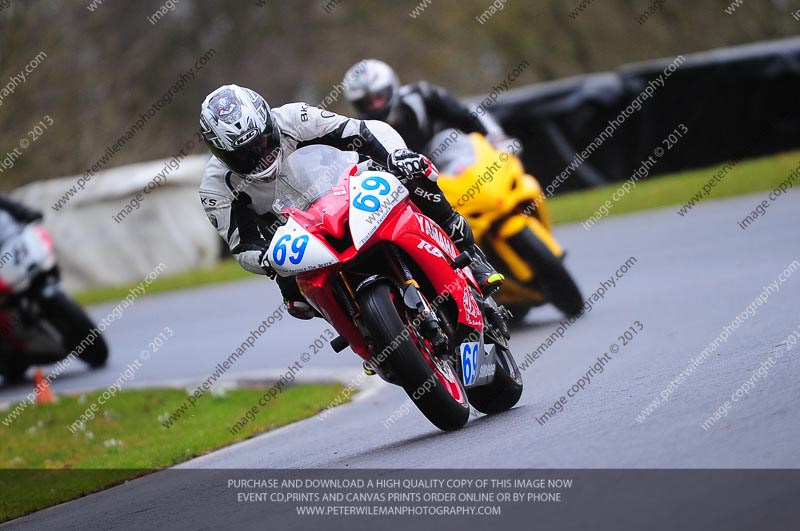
[437,134,564,306]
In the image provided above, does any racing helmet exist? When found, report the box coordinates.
[342,59,400,121]
[200,85,282,182]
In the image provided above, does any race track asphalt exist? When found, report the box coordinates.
[4,191,799,530]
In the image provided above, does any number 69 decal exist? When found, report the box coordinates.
[349,172,408,249]
[272,234,309,266]
[352,176,391,213]
[267,218,339,276]
[460,342,479,386]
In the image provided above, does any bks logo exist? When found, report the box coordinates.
[413,188,442,202]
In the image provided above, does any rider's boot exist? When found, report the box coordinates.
[443,211,504,297]
[277,275,320,320]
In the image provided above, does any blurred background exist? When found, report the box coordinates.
[1,0,798,188]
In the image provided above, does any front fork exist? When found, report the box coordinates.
[386,245,450,355]
[383,244,512,389]
[15,271,61,325]
[388,244,509,355]
[401,283,448,348]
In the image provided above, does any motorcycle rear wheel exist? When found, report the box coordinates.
[509,228,584,317]
[40,292,109,368]
[358,283,470,431]
[0,359,30,383]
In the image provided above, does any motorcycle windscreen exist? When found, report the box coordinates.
[267,217,340,276]
[348,171,408,249]
[427,128,476,175]
[273,145,358,215]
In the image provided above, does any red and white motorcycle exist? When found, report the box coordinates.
[268,145,522,430]
[0,211,108,382]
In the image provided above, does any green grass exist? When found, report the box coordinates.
[74,259,252,306]
[547,149,800,224]
[0,384,346,522]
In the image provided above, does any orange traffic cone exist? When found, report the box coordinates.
[34,368,56,404]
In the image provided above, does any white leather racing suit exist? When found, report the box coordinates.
[199,102,407,275]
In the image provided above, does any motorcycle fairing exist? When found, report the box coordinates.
[268,217,340,277]
[348,171,408,249]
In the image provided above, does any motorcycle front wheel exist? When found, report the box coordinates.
[358,282,470,431]
[509,227,584,317]
[40,292,109,368]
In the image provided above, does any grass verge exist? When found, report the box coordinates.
[74,259,252,306]
[547,149,800,224]
[0,384,346,522]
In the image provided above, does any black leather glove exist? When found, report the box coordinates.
[387,149,439,182]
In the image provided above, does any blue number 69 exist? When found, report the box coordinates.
[272,234,291,266]
[273,234,309,266]
[288,235,309,264]
[362,176,390,196]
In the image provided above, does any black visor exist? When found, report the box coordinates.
[214,128,281,176]
[353,86,394,120]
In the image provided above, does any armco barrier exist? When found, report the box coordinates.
[489,37,800,193]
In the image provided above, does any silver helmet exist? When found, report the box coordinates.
[200,84,282,182]
[342,59,400,121]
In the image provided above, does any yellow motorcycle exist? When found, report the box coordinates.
[430,129,583,321]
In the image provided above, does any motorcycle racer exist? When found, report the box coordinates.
[198,85,504,319]
[342,59,513,154]
[0,193,43,224]
[0,193,44,347]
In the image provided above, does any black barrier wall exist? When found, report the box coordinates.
[489,37,800,193]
